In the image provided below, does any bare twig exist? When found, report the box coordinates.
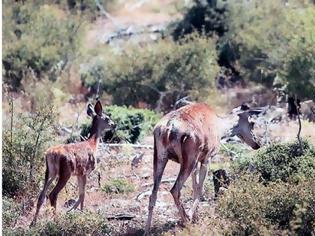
[296,104,303,154]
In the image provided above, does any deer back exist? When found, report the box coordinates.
[45,140,97,177]
[154,103,220,160]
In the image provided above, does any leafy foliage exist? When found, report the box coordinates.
[81,34,219,111]
[223,0,315,99]
[253,140,315,183]
[80,105,160,143]
[3,2,82,90]
[102,178,135,194]
[219,140,315,234]
[3,197,23,229]
[2,97,57,197]
[218,177,315,235]
[3,211,110,236]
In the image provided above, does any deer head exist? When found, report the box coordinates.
[229,105,266,150]
[87,101,116,138]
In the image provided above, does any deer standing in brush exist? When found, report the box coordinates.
[31,101,116,226]
[145,103,261,234]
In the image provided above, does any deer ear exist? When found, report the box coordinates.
[94,101,103,116]
[87,104,95,117]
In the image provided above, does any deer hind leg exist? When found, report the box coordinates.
[49,164,71,210]
[31,164,57,226]
[144,150,168,234]
[171,143,198,223]
[191,163,200,200]
[189,159,209,220]
[67,175,87,212]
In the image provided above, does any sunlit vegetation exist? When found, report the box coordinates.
[2,0,315,234]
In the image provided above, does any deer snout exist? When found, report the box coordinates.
[252,142,260,150]
[109,121,117,130]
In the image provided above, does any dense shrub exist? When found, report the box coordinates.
[3,197,23,229]
[3,211,110,236]
[80,105,161,143]
[253,140,315,183]
[223,0,315,99]
[218,177,315,235]
[3,2,82,90]
[2,98,57,197]
[231,140,315,183]
[102,178,135,194]
[81,34,219,111]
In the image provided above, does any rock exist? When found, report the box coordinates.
[64,199,76,208]
[213,169,230,199]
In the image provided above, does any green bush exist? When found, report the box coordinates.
[218,177,315,235]
[230,140,315,183]
[80,105,161,143]
[253,140,315,183]
[102,178,135,194]
[2,97,57,197]
[223,0,315,99]
[2,197,22,229]
[3,2,82,90]
[81,34,219,111]
[3,211,110,236]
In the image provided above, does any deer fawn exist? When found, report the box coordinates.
[145,103,261,234]
[31,101,116,226]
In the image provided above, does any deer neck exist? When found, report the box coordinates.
[88,120,102,151]
[216,114,238,139]
[88,133,100,147]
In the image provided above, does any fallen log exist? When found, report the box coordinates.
[105,213,136,221]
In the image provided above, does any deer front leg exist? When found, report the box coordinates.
[198,160,209,197]
[67,175,87,212]
[79,175,87,210]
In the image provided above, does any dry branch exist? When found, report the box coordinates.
[105,213,136,221]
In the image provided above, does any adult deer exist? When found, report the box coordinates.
[145,103,261,234]
[31,101,116,226]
